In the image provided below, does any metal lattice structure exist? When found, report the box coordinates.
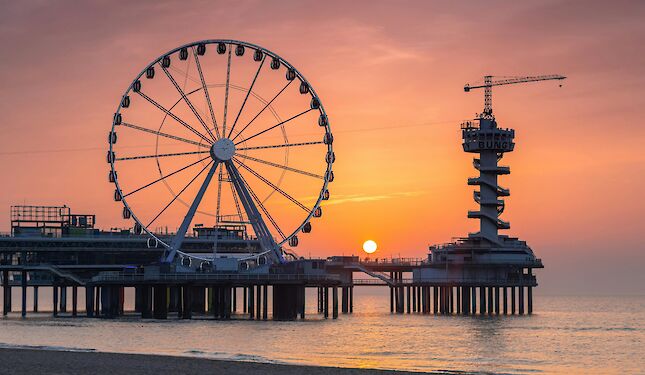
[107,40,334,267]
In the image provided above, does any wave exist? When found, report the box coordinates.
[183,349,287,365]
[0,342,96,352]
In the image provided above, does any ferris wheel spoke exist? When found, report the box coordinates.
[119,122,208,148]
[235,153,323,179]
[136,91,212,144]
[233,158,310,213]
[123,155,211,198]
[235,108,313,145]
[115,150,209,161]
[237,140,323,151]
[234,164,286,241]
[227,55,266,138]
[222,46,233,138]
[160,65,217,142]
[192,47,220,139]
[231,80,293,142]
[229,175,244,222]
[215,165,224,225]
[147,160,214,228]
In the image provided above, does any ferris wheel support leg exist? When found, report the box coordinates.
[224,160,284,264]
[165,161,220,263]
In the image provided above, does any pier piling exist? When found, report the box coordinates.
[153,285,168,319]
[511,286,516,314]
[33,286,38,312]
[332,286,338,319]
[53,285,58,317]
[3,270,9,316]
[528,286,533,314]
[85,286,95,317]
[72,286,78,317]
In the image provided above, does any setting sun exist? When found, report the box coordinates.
[362,240,378,254]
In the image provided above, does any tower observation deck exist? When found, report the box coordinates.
[462,117,514,244]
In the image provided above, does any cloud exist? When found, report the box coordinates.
[300,191,426,206]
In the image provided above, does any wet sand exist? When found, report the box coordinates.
[0,348,437,374]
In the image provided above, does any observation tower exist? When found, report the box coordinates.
[412,75,565,315]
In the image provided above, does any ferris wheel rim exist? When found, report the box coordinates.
[108,39,334,254]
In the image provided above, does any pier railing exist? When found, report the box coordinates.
[92,272,341,284]
[353,275,537,286]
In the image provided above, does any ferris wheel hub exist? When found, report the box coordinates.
[211,138,235,161]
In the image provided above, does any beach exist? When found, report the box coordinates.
[0,348,430,375]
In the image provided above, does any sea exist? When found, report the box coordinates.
[0,287,643,374]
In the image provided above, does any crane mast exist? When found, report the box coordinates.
[464,74,566,119]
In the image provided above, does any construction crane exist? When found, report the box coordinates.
[464,75,566,119]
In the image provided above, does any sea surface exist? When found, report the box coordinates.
[0,288,643,374]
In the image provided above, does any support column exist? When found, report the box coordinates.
[95,286,100,317]
[494,287,500,315]
[263,285,269,320]
[519,286,525,315]
[332,286,338,319]
[349,286,353,313]
[394,285,399,313]
[471,286,476,314]
[33,286,38,312]
[181,285,192,319]
[72,286,78,317]
[511,286,516,314]
[60,286,67,313]
[141,286,152,319]
[412,286,416,312]
[243,287,247,313]
[503,287,508,315]
[456,286,461,314]
[433,286,438,314]
[479,287,486,315]
[297,285,305,320]
[53,285,58,317]
[256,285,261,320]
[323,287,329,319]
[2,270,9,316]
[406,286,411,313]
[21,270,27,318]
[135,287,142,313]
[85,286,95,317]
[528,286,533,314]
[248,285,255,319]
[487,286,493,315]
[153,285,168,319]
[224,286,232,320]
[389,286,394,313]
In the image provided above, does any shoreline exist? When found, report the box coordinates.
[0,348,448,375]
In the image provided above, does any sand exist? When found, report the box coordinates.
[0,348,437,375]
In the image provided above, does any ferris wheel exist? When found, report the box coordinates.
[107,40,334,265]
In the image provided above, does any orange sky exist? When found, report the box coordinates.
[0,0,644,294]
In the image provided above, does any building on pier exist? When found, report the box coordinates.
[0,205,344,320]
[411,105,543,314]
